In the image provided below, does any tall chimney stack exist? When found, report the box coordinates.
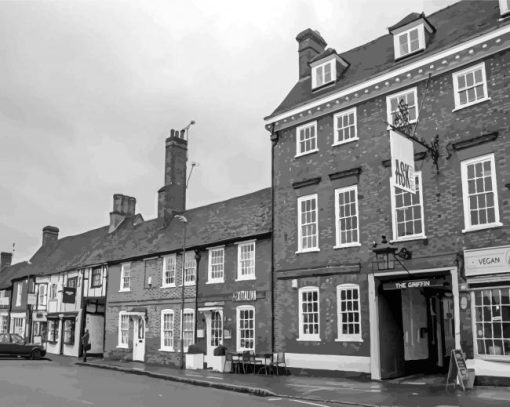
[109,194,137,233]
[42,226,59,246]
[296,29,327,79]
[158,128,188,222]
[0,252,12,269]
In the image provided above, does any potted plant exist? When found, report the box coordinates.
[185,344,204,370]
[209,344,227,372]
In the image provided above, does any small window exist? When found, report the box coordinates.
[91,267,102,288]
[207,247,225,283]
[161,310,175,351]
[11,317,24,337]
[118,312,129,348]
[236,305,255,352]
[333,108,357,145]
[67,277,78,288]
[182,309,195,352]
[461,154,501,232]
[337,284,362,342]
[397,27,422,57]
[63,319,75,345]
[391,172,426,241]
[298,286,320,341]
[312,60,335,89]
[387,88,418,127]
[296,122,318,157]
[48,319,59,343]
[183,252,196,286]
[335,186,360,248]
[38,284,47,307]
[120,263,131,292]
[237,241,256,280]
[297,194,319,252]
[210,310,223,347]
[15,282,22,307]
[162,254,177,287]
[49,283,58,300]
[452,63,488,110]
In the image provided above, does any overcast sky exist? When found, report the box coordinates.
[0,0,459,263]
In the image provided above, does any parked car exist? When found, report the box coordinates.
[0,333,46,359]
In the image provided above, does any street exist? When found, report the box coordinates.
[1,357,510,407]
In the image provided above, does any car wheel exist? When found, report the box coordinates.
[31,349,42,360]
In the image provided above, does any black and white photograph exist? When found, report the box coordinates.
[1,0,510,406]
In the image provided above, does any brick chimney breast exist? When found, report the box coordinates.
[109,194,137,233]
[0,252,12,269]
[296,28,327,79]
[42,226,59,246]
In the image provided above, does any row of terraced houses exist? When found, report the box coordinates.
[1,0,510,386]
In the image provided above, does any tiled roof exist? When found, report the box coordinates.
[310,48,338,64]
[266,1,504,120]
[388,12,424,32]
[1,187,271,283]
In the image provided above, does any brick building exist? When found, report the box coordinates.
[265,0,510,383]
[103,129,272,368]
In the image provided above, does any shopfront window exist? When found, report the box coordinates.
[63,319,75,345]
[473,288,510,357]
[48,319,59,343]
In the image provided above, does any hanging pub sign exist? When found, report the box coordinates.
[390,130,416,194]
[232,290,256,302]
[62,286,76,304]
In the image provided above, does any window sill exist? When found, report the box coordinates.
[332,137,359,147]
[335,337,363,343]
[183,282,196,286]
[118,289,131,293]
[297,337,321,342]
[295,249,320,255]
[206,280,224,285]
[90,285,103,289]
[334,243,361,249]
[158,348,175,352]
[452,97,490,112]
[116,345,128,349]
[161,284,176,289]
[390,235,427,243]
[295,149,319,159]
[462,222,503,234]
[235,277,256,282]
[386,120,417,131]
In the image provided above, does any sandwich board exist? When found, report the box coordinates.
[446,349,469,391]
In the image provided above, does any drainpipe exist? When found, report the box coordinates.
[270,124,278,355]
[193,250,201,354]
[80,268,86,357]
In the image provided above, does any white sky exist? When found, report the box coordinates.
[0,0,459,262]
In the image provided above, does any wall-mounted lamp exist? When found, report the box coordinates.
[372,236,412,271]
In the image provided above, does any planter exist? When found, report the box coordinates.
[185,353,204,370]
[208,355,226,372]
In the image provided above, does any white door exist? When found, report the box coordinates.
[205,310,223,366]
[132,316,145,361]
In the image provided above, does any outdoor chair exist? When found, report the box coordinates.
[273,352,287,375]
[224,352,239,373]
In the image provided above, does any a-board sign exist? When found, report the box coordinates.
[446,349,469,391]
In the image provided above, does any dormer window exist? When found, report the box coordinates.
[312,60,335,89]
[389,12,435,60]
[397,27,422,57]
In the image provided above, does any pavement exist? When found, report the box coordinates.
[71,356,510,407]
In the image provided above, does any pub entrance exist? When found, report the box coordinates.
[377,272,455,379]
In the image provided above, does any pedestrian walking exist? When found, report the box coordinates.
[81,329,90,362]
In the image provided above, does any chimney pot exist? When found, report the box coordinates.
[0,252,12,269]
[42,226,59,246]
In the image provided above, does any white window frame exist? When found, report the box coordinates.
[119,263,131,292]
[162,254,177,288]
[501,0,510,16]
[236,305,256,352]
[333,107,358,146]
[236,240,256,281]
[297,194,319,253]
[207,246,225,284]
[295,121,318,157]
[49,283,57,300]
[390,171,426,242]
[386,87,418,127]
[15,282,22,307]
[461,154,502,232]
[38,284,47,307]
[160,309,175,352]
[311,59,335,89]
[181,308,195,352]
[117,312,129,348]
[393,25,425,59]
[0,315,8,333]
[334,185,361,248]
[183,251,197,286]
[297,286,320,341]
[336,284,362,342]
[452,62,489,111]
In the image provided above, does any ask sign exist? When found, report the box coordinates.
[390,130,416,194]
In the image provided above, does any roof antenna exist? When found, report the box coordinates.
[187,162,199,189]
